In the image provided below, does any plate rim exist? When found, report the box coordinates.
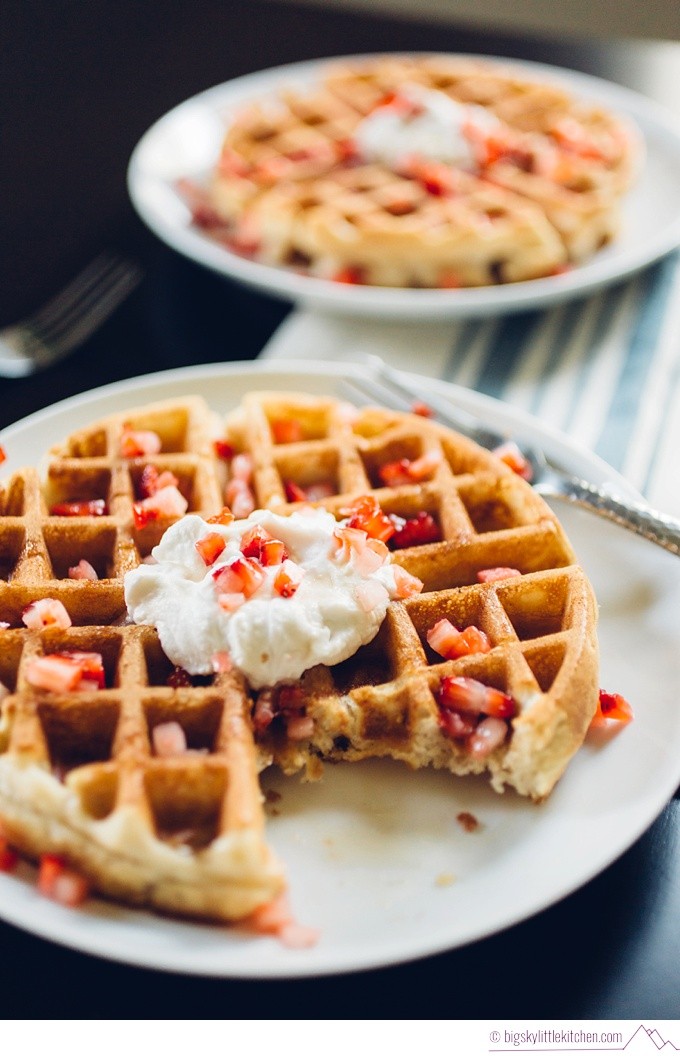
[0,359,677,979]
[127,50,680,321]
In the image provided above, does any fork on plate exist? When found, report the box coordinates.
[342,356,680,556]
[0,253,142,378]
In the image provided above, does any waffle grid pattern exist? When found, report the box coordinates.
[0,391,599,919]
[208,54,639,286]
[0,398,223,628]
[225,392,598,800]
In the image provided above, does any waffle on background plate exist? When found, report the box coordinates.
[0,392,599,921]
[203,54,641,288]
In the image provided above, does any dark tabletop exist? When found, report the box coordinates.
[1,0,679,1020]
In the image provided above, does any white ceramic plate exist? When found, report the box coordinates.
[127,53,680,320]
[1,362,679,978]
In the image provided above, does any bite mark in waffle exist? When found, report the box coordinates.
[0,390,599,921]
[224,392,599,801]
[201,54,641,287]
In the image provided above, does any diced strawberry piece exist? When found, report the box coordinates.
[38,854,89,907]
[457,625,492,656]
[590,690,634,729]
[427,618,461,658]
[0,837,18,872]
[438,271,462,289]
[412,161,455,196]
[426,618,492,662]
[407,449,443,480]
[366,537,389,559]
[212,652,232,674]
[68,559,99,581]
[138,463,160,498]
[195,532,226,566]
[22,598,72,631]
[145,484,188,517]
[133,504,158,529]
[134,484,188,529]
[390,511,441,549]
[25,655,82,692]
[477,567,521,583]
[285,714,315,741]
[50,499,108,517]
[62,651,106,689]
[229,227,261,255]
[225,479,256,518]
[152,721,188,757]
[467,716,509,759]
[25,652,104,693]
[344,495,396,543]
[240,525,273,560]
[335,138,358,163]
[411,401,432,418]
[278,685,304,715]
[252,690,276,735]
[212,565,242,593]
[120,427,162,459]
[284,480,308,503]
[215,556,264,599]
[260,539,288,566]
[551,117,606,160]
[231,453,253,482]
[332,267,365,284]
[271,418,304,444]
[245,892,295,934]
[379,459,413,487]
[492,441,533,481]
[438,706,476,740]
[438,675,515,718]
[241,526,287,566]
[0,445,6,465]
[213,439,235,461]
[303,482,335,502]
[274,560,305,598]
[206,506,235,526]
[166,666,192,688]
[353,541,387,576]
[138,465,179,500]
[392,565,424,599]
[217,148,252,179]
[235,556,265,597]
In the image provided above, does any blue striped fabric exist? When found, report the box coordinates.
[261,250,680,515]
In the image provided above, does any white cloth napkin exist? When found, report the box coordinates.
[260,252,680,517]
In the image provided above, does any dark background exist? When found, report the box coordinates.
[1,0,679,1020]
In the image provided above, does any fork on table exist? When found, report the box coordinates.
[343,356,680,556]
[0,254,142,378]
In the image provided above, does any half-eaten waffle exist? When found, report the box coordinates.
[198,54,640,287]
[0,391,599,921]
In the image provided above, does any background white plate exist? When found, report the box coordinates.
[1,361,679,978]
[127,53,680,320]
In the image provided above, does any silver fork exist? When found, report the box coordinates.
[342,356,680,556]
[0,254,142,378]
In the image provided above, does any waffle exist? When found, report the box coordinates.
[203,54,640,287]
[0,397,284,920]
[223,391,599,801]
[0,389,600,921]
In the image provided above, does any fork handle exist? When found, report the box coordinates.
[539,477,680,555]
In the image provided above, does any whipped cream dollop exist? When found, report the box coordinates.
[124,507,404,689]
[354,83,501,170]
